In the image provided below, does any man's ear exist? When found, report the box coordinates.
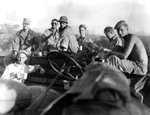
[125,25,128,31]
[25,56,28,62]
[26,57,28,60]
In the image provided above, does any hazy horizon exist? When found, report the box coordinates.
[0,0,150,36]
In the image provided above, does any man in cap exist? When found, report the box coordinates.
[41,19,59,54]
[3,18,40,66]
[42,63,150,115]
[57,16,79,53]
[1,50,45,83]
[105,20,148,75]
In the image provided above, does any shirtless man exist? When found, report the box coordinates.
[106,20,148,75]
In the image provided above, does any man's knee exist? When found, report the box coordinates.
[109,55,119,60]
[107,55,121,66]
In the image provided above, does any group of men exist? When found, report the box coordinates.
[41,16,148,77]
[1,15,149,83]
[40,18,149,115]
[103,21,148,76]
[0,15,149,115]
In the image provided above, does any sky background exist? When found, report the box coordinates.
[0,0,150,35]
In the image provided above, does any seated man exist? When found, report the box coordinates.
[4,18,40,66]
[41,19,59,55]
[76,24,98,64]
[77,24,94,53]
[105,20,148,75]
[1,50,45,83]
[57,16,79,53]
[104,26,124,52]
[98,26,124,62]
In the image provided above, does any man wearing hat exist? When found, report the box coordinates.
[1,50,45,83]
[105,20,148,75]
[3,18,40,66]
[57,16,79,53]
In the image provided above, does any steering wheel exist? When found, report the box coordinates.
[47,50,83,80]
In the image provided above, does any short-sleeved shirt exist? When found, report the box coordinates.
[43,28,59,48]
[108,36,124,52]
[77,36,93,52]
[1,63,36,83]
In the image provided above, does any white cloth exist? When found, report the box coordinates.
[1,63,36,83]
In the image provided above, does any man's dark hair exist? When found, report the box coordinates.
[51,19,58,23]
[104,26,114,34]
[114,20,128,30]
[79,24,87,30]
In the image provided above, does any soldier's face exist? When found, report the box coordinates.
[17,53,27,64]
[105,32,114,40]
[79,27,86,37]
[51,20,58,29]
[22,23,30,30]
[60,22,67,28]
[117,26,128,38]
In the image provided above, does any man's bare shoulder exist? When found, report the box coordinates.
[126,34,141,44]
[130,34,141,41]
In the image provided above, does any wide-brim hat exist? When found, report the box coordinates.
[58,16,68,23]
[22,18,31,25]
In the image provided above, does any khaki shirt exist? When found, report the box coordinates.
[12,29,39,54]
[108,36,124,52]
[77,36,93,52]
[43,28,59,48]
[57,26,79,53]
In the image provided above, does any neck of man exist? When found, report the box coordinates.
[81,34,86,38]
[61,25,68,29]
[16,61,25,65]
[123,33,130,39]
[51,28,57,32]
[23,28,29,32]
[124,34,130,39]
[111,35,116,40]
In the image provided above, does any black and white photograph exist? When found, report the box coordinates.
[0,0,150,114]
